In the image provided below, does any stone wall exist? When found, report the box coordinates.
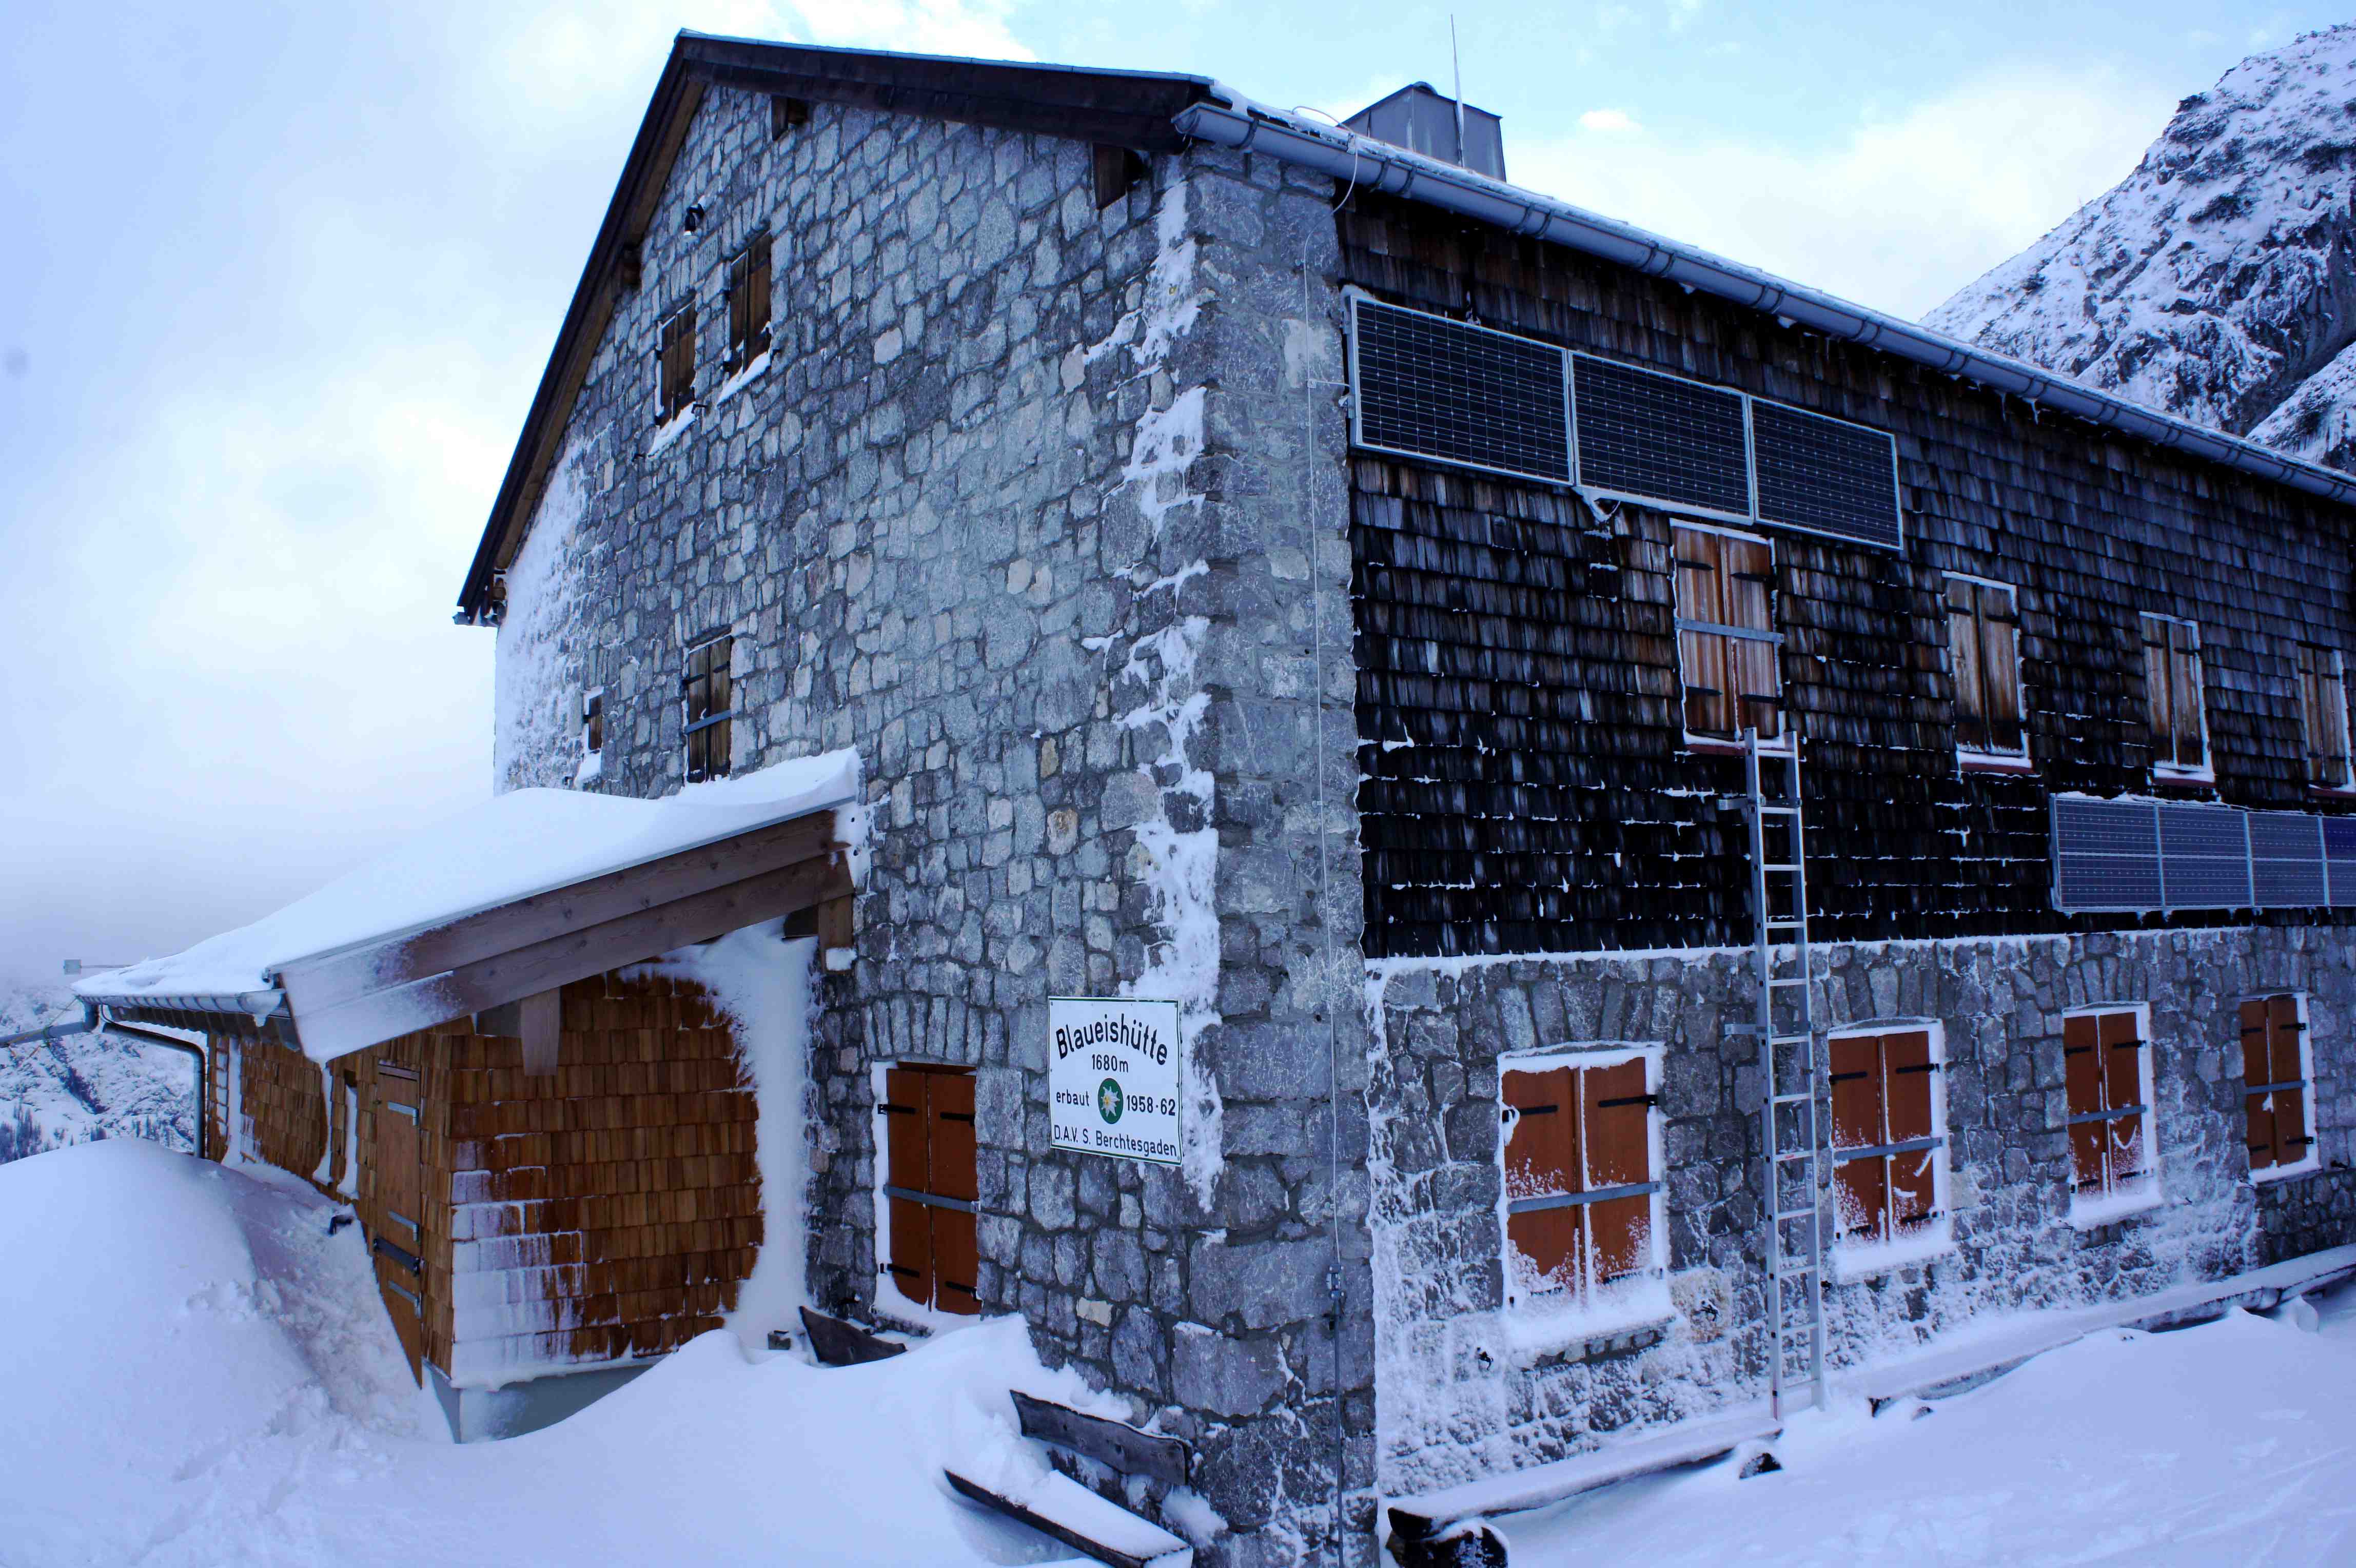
[486,84,1373,1564]
[1365,924,2356,1498]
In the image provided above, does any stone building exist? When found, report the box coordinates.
[79,30,2356,1568]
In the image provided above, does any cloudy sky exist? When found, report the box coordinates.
[0,0,2337,981]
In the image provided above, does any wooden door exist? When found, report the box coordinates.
[880,1065,979,1315]
[366,1064,426,1382]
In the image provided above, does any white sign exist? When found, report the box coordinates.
[1049,996,1183,1165]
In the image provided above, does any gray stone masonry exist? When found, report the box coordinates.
[488,85,1372,1567]
[1366,924,2356,1499]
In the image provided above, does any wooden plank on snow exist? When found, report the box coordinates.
[1010,1390,1191,1486]
[943,1468,1189,1568]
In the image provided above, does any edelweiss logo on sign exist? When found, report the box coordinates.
[1049,996,1181,1165]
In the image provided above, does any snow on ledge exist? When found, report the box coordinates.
[78,751,862,1021]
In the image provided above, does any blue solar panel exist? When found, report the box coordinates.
[2327,817,2356,908]
[1351,300,1573,483]
[2250,812,2326,907]
[2051,797,2161,912]
[2159,804,2251,909]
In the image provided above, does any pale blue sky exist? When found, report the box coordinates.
[0,1,2344,971]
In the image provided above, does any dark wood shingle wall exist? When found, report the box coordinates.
[1342,193,2356,958]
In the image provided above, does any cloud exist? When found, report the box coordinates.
[1508,64,2175,320]
[1578,108,1641,133]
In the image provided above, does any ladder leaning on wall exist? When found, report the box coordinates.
[1720,726,1827,1418]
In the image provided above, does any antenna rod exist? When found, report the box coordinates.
[1450,15,1466,165]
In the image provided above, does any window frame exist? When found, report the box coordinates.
[1671,519,1789,754]
[2139,612,2213,783]
[1825,1023,1953,1273]
[2060,1003,2161,1226]
[2241,992,2320,1183]
[1943,572,2029,768]
[2296,643,2353,793]
[682,634,737,784]
[1498,1045,1667,1312]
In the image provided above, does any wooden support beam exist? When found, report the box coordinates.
[1010,1390,1190,1487]
[943,1471,1188,1568]
[798,1306,905,1367]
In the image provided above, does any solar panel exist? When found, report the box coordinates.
[2327,817,2356,907]
[1349,299,1572,483]
[1570,354,1752,517]
[2158,803,2252,909]
[1751,401,1903,551]
[2250,812,2327,907]
[2050,797,2161,912]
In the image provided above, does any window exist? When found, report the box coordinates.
[1828,1028,1946,1250]
[1945,576,2026,760]
[880,1064,978,1315]
[770,94,810,139]
[2063,1007,2155,1217]
[2298,644,2351,789]
[2241,993,2316,1178]
[724,235,772,373]
[2139,613,2210,779]
[657,307,697,424]
[682,635,735,783]
[1092,143,1145,209]
[1500,1054,1661,1305]
[1672,523,1783,746]
[582,689,603,758]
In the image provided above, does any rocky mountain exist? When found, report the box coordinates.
[0,979,195,1165]
[1927,26,2356,471]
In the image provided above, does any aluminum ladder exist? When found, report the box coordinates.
[1721,727,1826,1418]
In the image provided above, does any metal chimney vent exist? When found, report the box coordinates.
[1344,84,1506,181]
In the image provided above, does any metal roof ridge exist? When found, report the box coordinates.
[1177,88,2356,511]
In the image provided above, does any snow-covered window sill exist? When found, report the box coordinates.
[712,348,772,406]
[1832,1223,1957,1282]
[646,402,699,456]
[2307,785,2356,801]
[2150,768,2216,789]
[2252,1156,2325,1186]
[2069,1184,2164,1231]
[1501,1278,1676,1367]
[1957,750,2034,775]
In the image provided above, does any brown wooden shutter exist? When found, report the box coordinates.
[2063,1013,2106,1194]
[2140,615,2175,766]
[1829,1033,1889,1241]
[749,236,772,357]
[1582,1060,1651,1284]
[2099,1011,2145,1183]
[1947,579,1986,751]
[2171,622,2205,770]
[1722,535,1782,742]
[1503,1068,1581,1291]
[1883,1031,1937,1231]
[882,1068,934,1307]
[727,254,749,363]
[1979,584,2024,754]
[928,1071,978,1314]
[1674,528,1731,738]
[2241,998,2278,1171]
[2269,994,2309,1165]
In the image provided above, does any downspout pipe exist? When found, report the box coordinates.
[0,1011,209,1158]
[1172,96,2356,514]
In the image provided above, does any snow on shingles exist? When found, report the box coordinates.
[0,1139,1136,1568]
[76,750,860,1058]
[1500,1300,2356,1566]
[1927,25,2356,452]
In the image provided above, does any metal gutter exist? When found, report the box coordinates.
[95,1017,211,1160]
[1173,95,2356,513]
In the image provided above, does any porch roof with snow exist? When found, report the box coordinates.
[73,752,859,1064]
[457,34,2356,626]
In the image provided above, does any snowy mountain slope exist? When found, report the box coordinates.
[1927,26,2356,464]
[0,978,195,1164]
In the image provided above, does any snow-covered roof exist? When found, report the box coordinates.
[75,751,860,1015]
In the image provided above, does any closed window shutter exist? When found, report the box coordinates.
[2269,994,2310,1163]
[882,1068,934,1307]
[2171,622,2205,770]
[1978,583,2024,754]
[1722,535,1781,741]
[2100,1011,2146,1183]
[749,237,772,358]
[1883,1031,1938,1231]
[2241,999,2278,1170]
[2141,615,2176,767]
[2063,1013,2107,1194]
[929,1071,979,1314]
[1947,579,1986,752]
[1829,1034,1889,1241]
[1504,1067,1582,1291]
[1675,530,1731,738]
[1582,1060,1651,1284]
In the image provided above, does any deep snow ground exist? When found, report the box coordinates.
[1502,1288,2356,1565]
[0,1142,1110,1568]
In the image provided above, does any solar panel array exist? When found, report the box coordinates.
[1350,301,1572,483]
[1346,297,1905,550]
[1752,401,1902,551]
[1569,355,1752,517]
[2052,798,2356,912]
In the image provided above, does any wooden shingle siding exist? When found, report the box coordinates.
[1341,193,2356,957]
